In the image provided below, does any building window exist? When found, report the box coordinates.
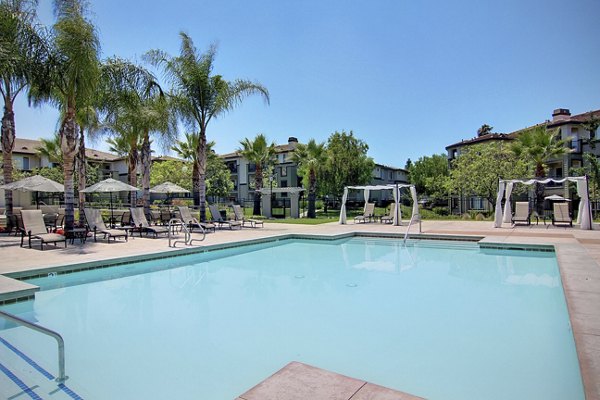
[555,167,563,178]
[280,166,287,177]
[22,157,30,170]
[248,163,256,173]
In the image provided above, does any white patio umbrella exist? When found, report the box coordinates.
[81,178,139,225]
[0,175,64,208]
[150,182,189,194]
[544,194,571,201]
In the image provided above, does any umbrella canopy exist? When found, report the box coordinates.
[150,182,190,194]
[0,175,64,192]
[81,178,138,193]
[544,194,571,201]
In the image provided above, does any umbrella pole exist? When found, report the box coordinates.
[110,192,114,228]
[36,192,39,209]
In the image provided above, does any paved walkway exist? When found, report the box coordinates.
[0,220,598,399]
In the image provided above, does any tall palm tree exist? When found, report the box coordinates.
[146,33,269,221]
[511,125,572,212]
[291,139,327,218]
[30,0,100,231]
[238,134,276,215]
[75,104,99,224]
[172,132,200,205]
[0,0,47,218]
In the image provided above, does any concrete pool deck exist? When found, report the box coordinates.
[0,219,598,399]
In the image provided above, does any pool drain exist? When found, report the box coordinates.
[346,283,358,287]
[294,275,305,279]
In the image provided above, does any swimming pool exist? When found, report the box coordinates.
[0,237,584,399]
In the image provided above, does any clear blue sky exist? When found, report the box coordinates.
[11,0,600,168]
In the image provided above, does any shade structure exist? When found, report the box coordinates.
[0,175,64,208]
[150,182,190,194]
[81,178,139,226]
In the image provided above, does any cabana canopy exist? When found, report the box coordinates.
[493,176,592,230]
[339,184,419,226]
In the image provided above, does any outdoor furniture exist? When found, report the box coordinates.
[354,203,375,223]
[177,206,215,233]
[511,202,531,226]
[65,227,88,244]
[130,207,170,238]
[20,210,67,250]
[231,204,264,228]
[208,204,242,230]
[552,203,573,227]
[380,203,396,224]
[84,208,128,243]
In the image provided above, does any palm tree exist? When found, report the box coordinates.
[0,0,47,218]
[511,125,572,212]
[291,139,327,218]
[238,134,276,215]
[30,0,100,231]
[36,133,62,166]
[75,104,99,224]
[146,34,270,221]
[172,132,200,205]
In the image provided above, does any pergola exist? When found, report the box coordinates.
[493,176,593,230]
[256,187,305,218]
[339,184,419,226]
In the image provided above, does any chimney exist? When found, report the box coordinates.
[287,137,298,148]
[552,108,571,122]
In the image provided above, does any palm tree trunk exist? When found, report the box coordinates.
[192,161,200,207]
[128,145,138,205]
[141,132,151,215]
[77,126,86,226]
[254,164,263,216]
[60,107,78,232]
[535,162,546,215]
[307,169,317,218]
[1,101,16,219]
[197,127,207,221]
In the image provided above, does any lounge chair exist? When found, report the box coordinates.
[208,204,242,230]
[231,204,264,228]
[552,202,573,227]
[177,206,216,233]
[511,202,531,226]
[354,203,375,223]
[130,207,170,238]
[380,203,396,224]
[20,210,67,250]
[84,208,128,242]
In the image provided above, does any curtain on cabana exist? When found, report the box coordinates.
[493,177,593,230]
[339,184,419,226]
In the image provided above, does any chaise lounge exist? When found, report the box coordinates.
[354,203,375,223]
[552,202,573,227]
[511,202,531,226]
[231,204,263,228]
[84,208,128,242]
[20,210,67,250]
[208,204,242,230]
[130,207,170,238]
[177,206,216,233]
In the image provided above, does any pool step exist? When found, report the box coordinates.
[236,361,425,400]
[0,334,85,400]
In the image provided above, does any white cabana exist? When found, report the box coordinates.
[493,176,593,230]
[256,187,305,218]
[339,184,419,226]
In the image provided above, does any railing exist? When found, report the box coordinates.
[0,310,67,383]
[403,213,421,244]
[168,218,205,247]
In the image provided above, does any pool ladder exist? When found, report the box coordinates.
[0,309,68,383]
[168,218,205,247]
[403,213,422,244]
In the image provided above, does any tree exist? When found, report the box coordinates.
[36,133,62,166]
[449,142,527,208]
[146,34,269,221]
[75,104,100,224]
[320,130,374,199]
[477,124,493,137]
[205,147,233,199]
[571,153,600,202]
[511,125,572,211]
[291,139,326,218]
[0,0,47,217]
[408,154,449,202]
[582,114,600,149]
[238,134,276,215]
[172,132,200,205]
[31,0,100,231]
[106,132,143,203]
[150,160,192,191]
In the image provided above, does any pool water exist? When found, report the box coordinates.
[0,238,584,399]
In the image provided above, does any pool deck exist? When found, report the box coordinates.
[0,220,599,400]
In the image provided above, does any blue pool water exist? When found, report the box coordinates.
[0,238,584,399]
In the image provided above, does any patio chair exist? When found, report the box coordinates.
[84,208,128,243]
[552,202,573,227]
[20,209,67,250]
[231,204,264,228]
[208,204,242,230]
[354,203,375,223]
[130,207,170,238]
[160,209,172,225]
[177,206,216,233]
[120,211,132,227]
[380,203,396,224]
[511,202,531,226]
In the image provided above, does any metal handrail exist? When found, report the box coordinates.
[403,213,421,244]
[0,310,67,383]
[168,218,205,247]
